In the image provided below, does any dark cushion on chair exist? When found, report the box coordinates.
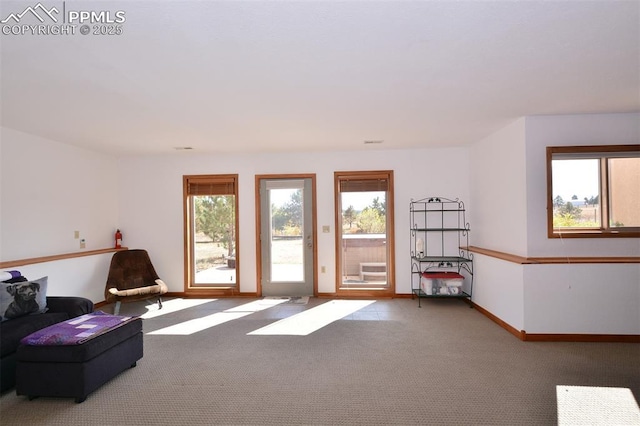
[105,250,168,304]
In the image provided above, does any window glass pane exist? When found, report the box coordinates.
[340,190,387,286]
[551,159,600,228]
[609,157,640,228]
[269,188,304,282]
[193,195,236,284]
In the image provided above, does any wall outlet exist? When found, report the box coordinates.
[80,239,86,249]
[321,266,326,273]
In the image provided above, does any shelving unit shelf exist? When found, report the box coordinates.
[410,197,473,307]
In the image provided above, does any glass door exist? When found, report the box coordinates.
[258,177,315,297]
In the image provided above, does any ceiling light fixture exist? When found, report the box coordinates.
[364,140,384,144]
[174,147,194,150]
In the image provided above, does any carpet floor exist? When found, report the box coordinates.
[1,297,638,425]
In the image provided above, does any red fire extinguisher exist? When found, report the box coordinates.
[115,229,123,249]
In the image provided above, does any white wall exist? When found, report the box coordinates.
[523,264,640,334]
[1,127,119,259]
[0,127,119,302]
[468,112,640,336]
[469,118,528,256]
[6,254,115,303]
[521,113,640,335]
[471,253,524,331]
[467,118,528,332]
[117,148,470,295]
[525,112,640,257]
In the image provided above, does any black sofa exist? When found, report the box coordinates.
[1,296,94,393]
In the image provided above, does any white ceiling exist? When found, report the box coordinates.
[1,1,638,156]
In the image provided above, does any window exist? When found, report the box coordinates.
[183,175,239,291]
[546,145,640,238]
[334,170,395,296]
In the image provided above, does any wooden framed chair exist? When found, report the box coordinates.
[105,250,168,315]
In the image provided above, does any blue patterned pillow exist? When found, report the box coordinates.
[0,276,48,322]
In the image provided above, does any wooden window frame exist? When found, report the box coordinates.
[546,145,640,238]
[183,174,239,294]
[334,170,395,297]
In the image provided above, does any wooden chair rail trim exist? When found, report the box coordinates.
[465,246,530,264]
[465,246,640,265]
[0,247,129,269]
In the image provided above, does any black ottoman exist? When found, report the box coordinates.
[15,317,142,403]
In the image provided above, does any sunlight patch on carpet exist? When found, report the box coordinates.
[147,298,288,335]
[247,299,376,336]
[141,298,216,319]
[556,385,640,425]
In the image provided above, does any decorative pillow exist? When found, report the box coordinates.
[0,276,48,322]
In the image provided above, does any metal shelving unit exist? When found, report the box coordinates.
[410,197,473,307]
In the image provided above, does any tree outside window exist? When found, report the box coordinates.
[547,146,639,238]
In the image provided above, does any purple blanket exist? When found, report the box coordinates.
[21,311,135,346]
